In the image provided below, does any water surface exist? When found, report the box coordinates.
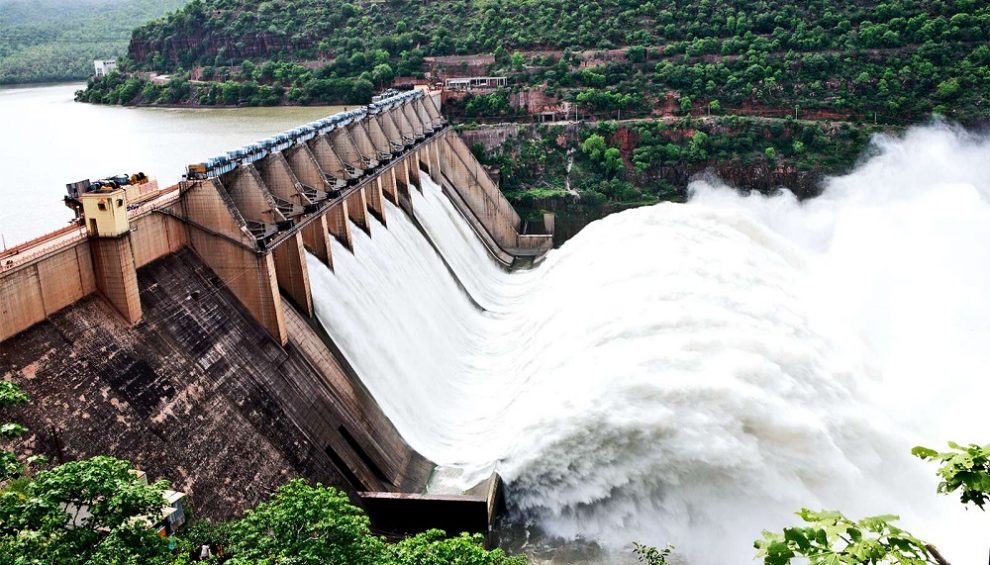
[0,83,345,246]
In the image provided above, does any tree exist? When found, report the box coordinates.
[580,134,608,161]
[511,51,525,71]
[0,456,172,564]
[0,380,30,481]
[913,442,990,509]
[754,509,946,565]
[627,45,647,63]
[383,530,527,564]
[240,60,255,81]
[708,99,721,114]
[764,146,777,160]
[227,479,383,565]
[493,46,508,65]
[679,95,692,114]
[632,542,674,564]
[372,63,395,87]
[603,147,623,177]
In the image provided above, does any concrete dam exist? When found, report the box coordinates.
[0,89,553,536]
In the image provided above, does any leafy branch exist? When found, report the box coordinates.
[913,442,990,510]
[754,508,948,565]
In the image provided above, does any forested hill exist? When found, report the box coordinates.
[0,0,186,84]
[129,0,990,71]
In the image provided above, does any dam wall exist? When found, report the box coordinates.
[0,199,187,342]
[0,89,550,533]
[0,249,430,518]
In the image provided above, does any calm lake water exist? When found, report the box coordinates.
[0,83,345,246]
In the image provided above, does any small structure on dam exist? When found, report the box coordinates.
[0,88,551,540]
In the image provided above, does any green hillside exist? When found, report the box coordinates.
[0,0,186,84]
[82,0,990,123]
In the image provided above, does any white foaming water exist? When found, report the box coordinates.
[309,124,990,564]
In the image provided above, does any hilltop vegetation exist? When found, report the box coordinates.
[0,0,185,85]
[81,0,990,123]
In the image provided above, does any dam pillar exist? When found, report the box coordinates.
[401,104,426,139]
[310,136,351,182]
[380,168,399,206]
[328,199,354,251]
[302,217,333,269]
[390,105,416,147]
[285,144,326,189]
[392,157,414,215]
[364,118,393,162]
[348,123,379,168]
[272,232,314,317]
[346,189,371,234]
[421,94,445,129]
[417,147,433,178]
[81,188,142,325]
[181,179,287,345]
[412,98,434,134]
[366,179,387,227]
[405,155,421,191]
[377,112,405,153]
[330,130,365,177]
[428,138,442,181]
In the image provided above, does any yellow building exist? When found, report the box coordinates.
[80,188,129,237]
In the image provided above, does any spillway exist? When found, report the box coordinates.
[308,124,990,563]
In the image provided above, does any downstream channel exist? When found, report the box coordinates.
[309,126,990,563]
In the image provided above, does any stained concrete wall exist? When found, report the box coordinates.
[0,241,95,341]
[0,211,187,342]
[0,249,432,519]
[131,213,188,268]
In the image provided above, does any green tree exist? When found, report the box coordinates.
[603,147,623,177]
[0,456,172,564]
[913,442,990,509]
[511,51,525,71]
[764,146,777,160]
[372,63,395,87]
[632,542,674,564]
[383,530,527,564]
[0,381,30,481]
[227,479,383,565]
[754,509,945,565]
[581,134,608,161]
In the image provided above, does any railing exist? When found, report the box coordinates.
[1,227,87,271]
[1,222,81,259]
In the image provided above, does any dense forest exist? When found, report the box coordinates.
[79,0,990,124]
[0,0,185,84]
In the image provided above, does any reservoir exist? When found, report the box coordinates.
[0,83,344,246]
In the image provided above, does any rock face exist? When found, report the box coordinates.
[129,32,310,67]
[0,249,430,520]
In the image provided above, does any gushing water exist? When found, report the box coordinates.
[308,124,990,563]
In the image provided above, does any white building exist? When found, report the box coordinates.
[94,59,117,78]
